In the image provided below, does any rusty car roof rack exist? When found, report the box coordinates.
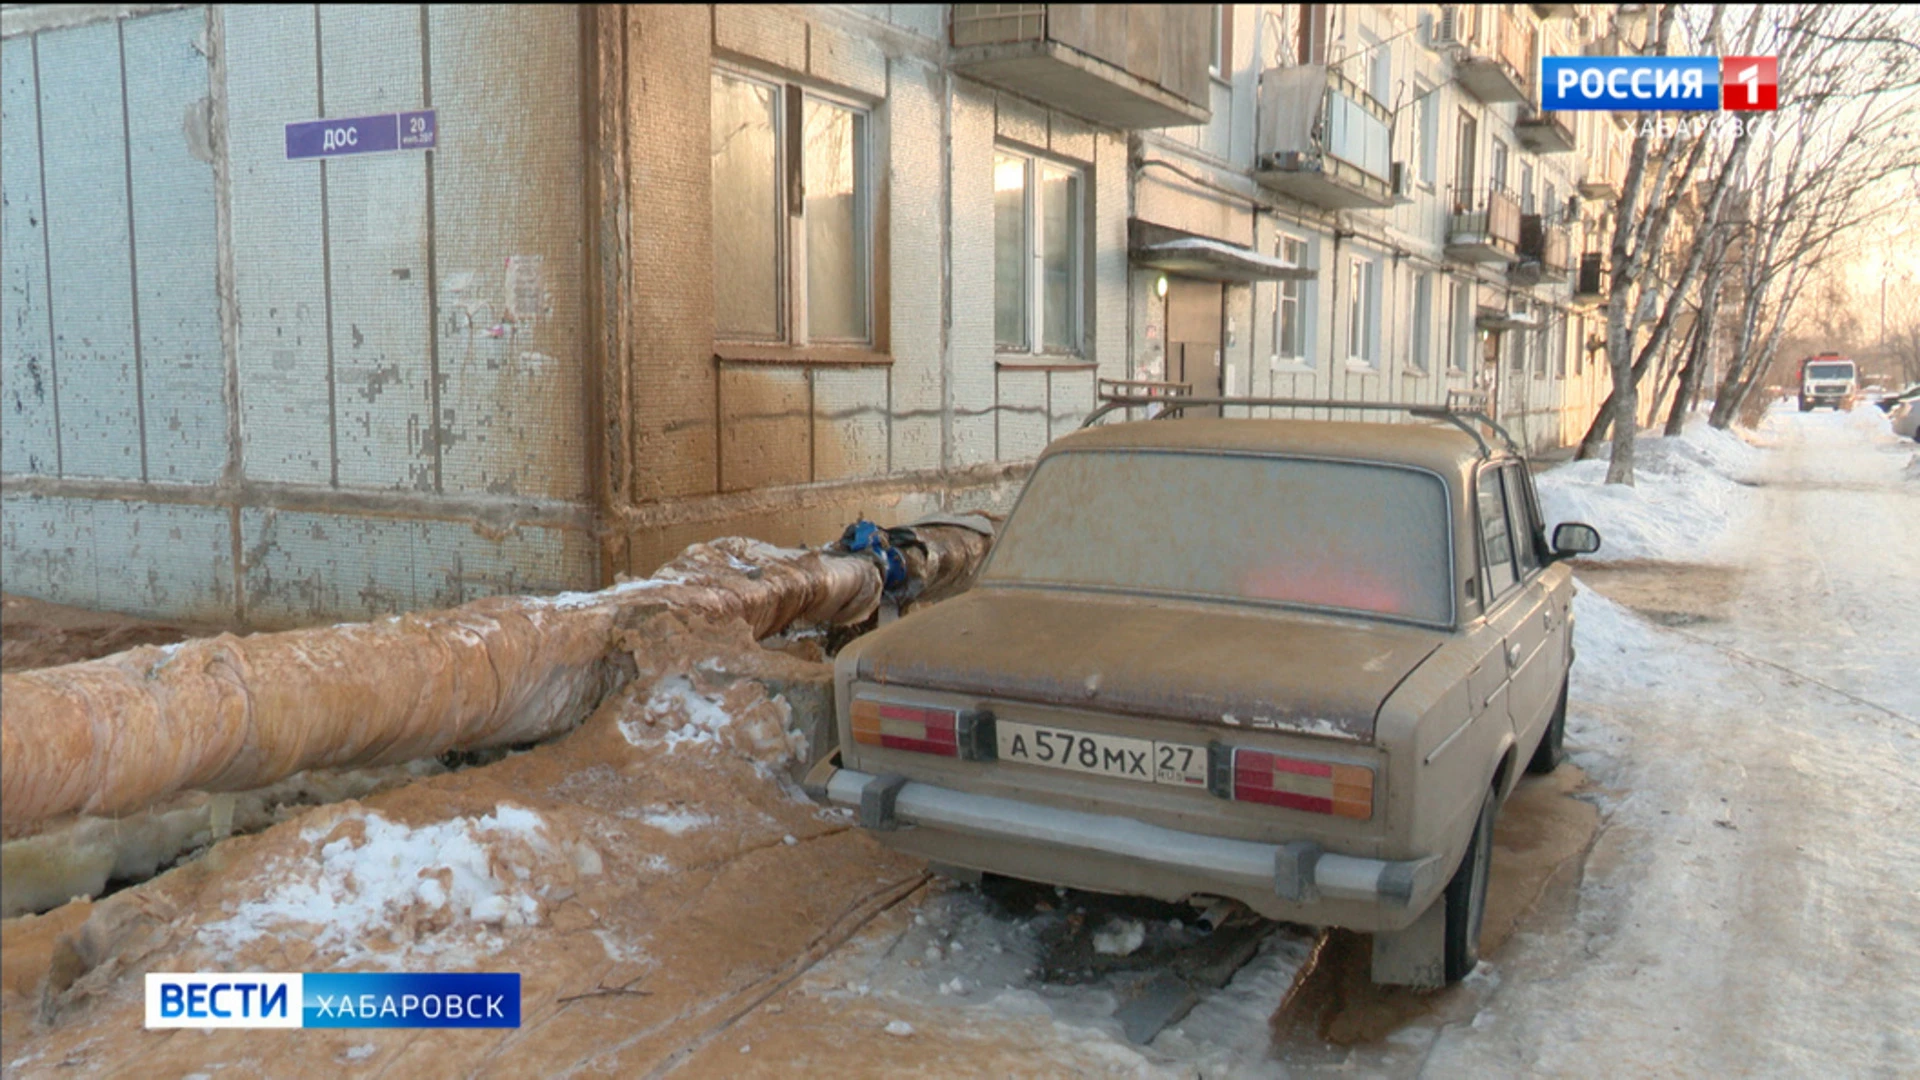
[1080,387,1523,460]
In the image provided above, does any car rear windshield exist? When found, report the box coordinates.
[983,450,1455,625]
[1807,363,1854,380]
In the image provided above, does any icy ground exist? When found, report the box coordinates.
[797,405,1920,1076]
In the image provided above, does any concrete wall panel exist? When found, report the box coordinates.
[123,7,225,484]
[813,366,889,481]
[429,4,587,502]
[318,4,431,492]
[995,367,1048,461]
[0,494,232,620]
[0,35,59,476]
[36,20,142,480]
[947,81,995,468]
[718,365,809,492]
[226,3,330,485]
[886,56,943,473]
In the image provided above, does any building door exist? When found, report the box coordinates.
[1166,278,1224,418]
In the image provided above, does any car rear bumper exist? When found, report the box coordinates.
[806,760,1448,931]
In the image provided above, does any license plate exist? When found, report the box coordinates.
[995,720,1210,788]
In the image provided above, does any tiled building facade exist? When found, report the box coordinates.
[0,4,1643,625]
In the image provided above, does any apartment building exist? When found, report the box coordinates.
[1130,3,1645,453]
[0,4,1643,626]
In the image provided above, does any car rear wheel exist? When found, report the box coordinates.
[1526,679,1569,775]
[1442,786,1498,984]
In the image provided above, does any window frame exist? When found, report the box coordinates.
[1501,463,1545,577]
[1210,4,1234,81]
[1474,461,1520,604]
[710,63,878,353]
[1270,232,1311,365]
[1346,253,1380,368]
[993,145,1087,358]
[1414,84,1438,188]
[1448,278,1473,373]
[1410,271,1433,374]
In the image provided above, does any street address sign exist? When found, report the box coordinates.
[286,110,436,160]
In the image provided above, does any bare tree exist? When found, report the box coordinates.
[1574,4,1752,484]
[1707,5,1920,428]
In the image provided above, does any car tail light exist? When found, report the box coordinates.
[1211,744,1374,820]
[849,698,996,759]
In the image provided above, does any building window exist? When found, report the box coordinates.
[1455,111,1477,207]
[995,149,1083,354]
[1449,279,1472,372]
[1414,86,1437,186]
[1519,161,1535,214]
[1272,235,1309,362]
[1366,33,1391,108]
[1211,5,1233,78]
[711,68,871,345]
[1411,272,1433,373]
[1347,255,1378,365]
[1491,135,1510,192]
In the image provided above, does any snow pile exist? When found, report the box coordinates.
[1536,422,1763,563]
[615,671,809,774]
[199,803,582,965]
[1090,917,1146,957]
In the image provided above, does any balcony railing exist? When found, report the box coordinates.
[1512,215,1572,284]
[950,4,1212,129]
[1446,184,1523,263]
[1254,65,1395,210]
[1457,8,1534,104]
[1516,109,1577,154]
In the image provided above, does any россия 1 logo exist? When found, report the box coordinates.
[1541,55,1777,112]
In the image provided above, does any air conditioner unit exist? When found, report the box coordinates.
[1391,161,1416,203]
[1433,5,1463,48]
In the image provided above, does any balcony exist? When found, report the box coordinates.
[1511,215,1572,285]
[1516,109,1577,154]
[1253,65,1395,210]
[950,4,1211,129]
[1446,185,1523,263]
[1578,143,1626,200]
[1572,251,1608,306]
[1456,8,1534,105]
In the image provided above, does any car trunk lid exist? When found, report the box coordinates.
[852,588,1443,743]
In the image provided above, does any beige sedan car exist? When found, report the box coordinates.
[808,415,1599,987]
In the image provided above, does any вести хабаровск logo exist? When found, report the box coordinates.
[145,972,520,1029]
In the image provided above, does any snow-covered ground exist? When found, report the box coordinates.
[1421,404,1920,1076]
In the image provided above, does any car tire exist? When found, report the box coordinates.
[1526,679,1569,775]
[1798,399,1812,412]
[1443,786,1498,985]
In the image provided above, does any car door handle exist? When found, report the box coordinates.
[1543,608,1558,631]
[1506,642,1522,669]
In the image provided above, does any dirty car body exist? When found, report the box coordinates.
[811,417,1597,985]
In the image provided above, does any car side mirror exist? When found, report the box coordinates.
[1551,522,1601,560]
